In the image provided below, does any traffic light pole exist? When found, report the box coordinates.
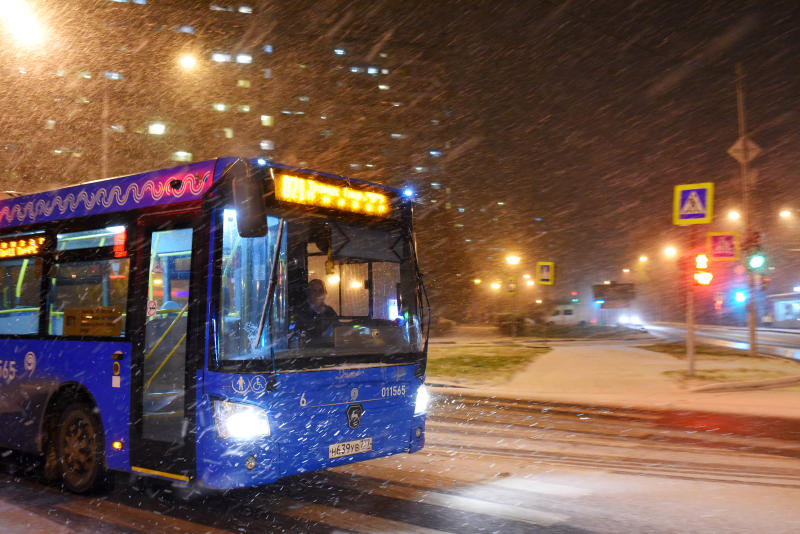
[736,63,758,358]
[686,228,696,377]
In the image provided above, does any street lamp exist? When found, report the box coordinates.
[473,278,481,285]
[728,210,741,221]
[1,0,46,48]
[779,209,792,219]
[505,255,521,266]
[179,54,198,70]
[639,255,648,263]
[663,246,677,258]
[490,282,501,290]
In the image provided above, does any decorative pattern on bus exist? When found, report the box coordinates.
[0,163,214,228]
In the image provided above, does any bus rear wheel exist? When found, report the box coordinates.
[56,403,108,494]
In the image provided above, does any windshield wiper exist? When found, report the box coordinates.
[254,218,285,355]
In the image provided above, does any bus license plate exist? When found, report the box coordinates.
[328,437,372,459]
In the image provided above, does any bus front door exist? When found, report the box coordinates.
[130,222,197,482]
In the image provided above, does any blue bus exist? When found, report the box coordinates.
[0,157,429,493]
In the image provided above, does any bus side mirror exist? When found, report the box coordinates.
[227,159,268,238]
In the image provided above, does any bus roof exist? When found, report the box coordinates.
[0,158,402,230]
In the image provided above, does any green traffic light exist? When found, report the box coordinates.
[748,254,765,269]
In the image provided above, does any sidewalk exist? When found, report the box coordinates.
[427,327,800,420]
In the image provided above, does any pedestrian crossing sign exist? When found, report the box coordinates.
[673,182,714,225]
[537,261,555,285]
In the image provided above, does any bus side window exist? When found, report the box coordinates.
[48,259,130,337]
[0,258,43,335]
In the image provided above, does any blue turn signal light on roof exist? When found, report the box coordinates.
[402,187,414,198]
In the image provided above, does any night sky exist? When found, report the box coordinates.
[377,1,800,299]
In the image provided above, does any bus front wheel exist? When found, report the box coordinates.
[56,403,109,493]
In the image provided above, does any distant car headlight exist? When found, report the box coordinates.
[414,384,430,415]
[213,400,270,440]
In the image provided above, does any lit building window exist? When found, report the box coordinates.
[237,79,251,88]
[172,151,192,162]
[366,163,375,168]
[281,110,292,115]
[260,115,274,126]
[297,95,310,102]
[75,97,90,104]
[263,44,273,53]
[379,52,388,58]
[458,207,465,213]
[390,133,405,139]
[414,166,425,172]
[210,4,234,11]
[293,111,305,115]
[78,71,92,79]
[104,71,123,80]
[222,128,233,139]
[350,163,361,169]
[56,70,66,77]
[381,68,390,75]
[175,25,195,34]
[430,182,441,190]
[367,67,378,75]
[391,102,401,107]
[334,48,346,55]
[133,0,147,3]
[236,104,251,113]
[239,5,253,13]
[260,140,274,150]
[378,84,390,90]
[148,122,166,135]
[350,66,362,73]
[429,150,442,157]
[45,120,56,130]
[263,68,272,78]
[213,103,228,112]
[236,53,252,64]
[110,124,125,133]
[321,129,333,136]
[211,52,231,63]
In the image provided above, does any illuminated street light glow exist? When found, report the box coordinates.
[622,268,630,273]
[639,255,648,263]
[522,273,531,279]
[505,255,521,265]
[148,122,166,135]
[179,54,197,69]
[780,209,792,219]
[1,1,45,48]
[473,278,481,285]
[603,280,611,285]
[728,210,741,221]
[525,280,534,286]
[535,299,543,304]
[490,282,501,290]
[664,246,677,258]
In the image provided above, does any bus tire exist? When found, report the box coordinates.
[56,403,109,494]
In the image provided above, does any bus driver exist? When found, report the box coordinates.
[291,278,338,345]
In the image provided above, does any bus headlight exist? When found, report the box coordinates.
[414,384,430,415]
[213,400,271,440]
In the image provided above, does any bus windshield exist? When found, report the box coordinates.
[216,208,422,370]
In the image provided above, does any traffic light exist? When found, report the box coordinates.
[747,251,766,270]
[693,254,713,285]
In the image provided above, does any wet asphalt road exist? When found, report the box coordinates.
[1,393,799,533]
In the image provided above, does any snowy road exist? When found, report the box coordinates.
[1,395,799,533]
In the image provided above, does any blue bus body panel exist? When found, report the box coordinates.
[0,339,131,471]
[0,160,217,230]
[196,364,425,489]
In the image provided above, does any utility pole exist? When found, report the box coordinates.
[734,63,758,358]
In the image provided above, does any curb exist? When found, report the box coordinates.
[692,375,800,393]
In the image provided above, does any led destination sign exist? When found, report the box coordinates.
[276,173,390,216]
[0,236,46,258]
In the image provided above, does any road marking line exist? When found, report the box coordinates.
[328,471,567,527]
[56,499,231,534]
[487,476,592,497]
[278,498,449,534]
